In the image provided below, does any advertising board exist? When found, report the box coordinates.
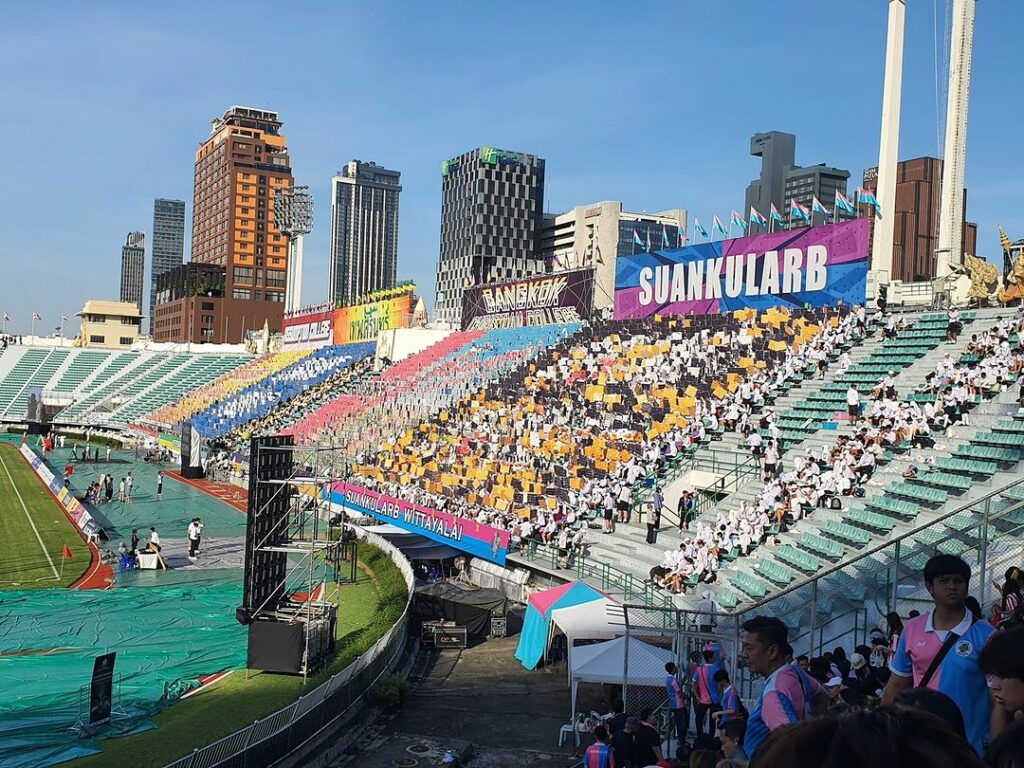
[461,269,594,331]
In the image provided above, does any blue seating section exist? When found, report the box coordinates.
[446,324,581,363]
[191,342,375,438]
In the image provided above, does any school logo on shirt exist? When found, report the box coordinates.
[955,640,973,657]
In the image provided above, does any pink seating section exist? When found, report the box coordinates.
[281,331,485,446]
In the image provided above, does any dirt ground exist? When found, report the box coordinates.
[332,635,606,768]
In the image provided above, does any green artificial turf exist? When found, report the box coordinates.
[0,443,90,589]
[70,542,409,768]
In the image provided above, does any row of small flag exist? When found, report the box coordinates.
[2,312,69,323]
[627,188,883,251]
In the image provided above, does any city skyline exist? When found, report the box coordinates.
[1,1,1022,332]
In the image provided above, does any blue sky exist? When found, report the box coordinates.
[1,1,1021,334]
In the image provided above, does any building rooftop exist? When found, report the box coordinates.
[77,299,142,318]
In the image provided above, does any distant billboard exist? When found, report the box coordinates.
[282,310,333,348]
[24,387,43,423]
[461,269,595,331]
[333,291,414,345]
[614,220,868,319]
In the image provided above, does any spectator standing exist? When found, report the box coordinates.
[882,555,1004,754]
[664,661,689,751]
[692,648,725,738]
[118,477,126,502]
[633,709,663,767]
[610,717,638,768]
[584,726,616,768]
[156,471,164,501]
[846,384,860,419]
[125,472,134,504]
[712,669,745,725]
[740,616,827,758]
[695,589,717,634]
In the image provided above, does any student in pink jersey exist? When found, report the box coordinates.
[882,554,1008,754]
[583,725,616,768]
[740,615,828,758]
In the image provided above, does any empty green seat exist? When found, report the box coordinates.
[799,532,845,560]
[914,472,972,492]
[887,482,948,505]
[824,519,871,545]
[934,457,998,476]
[868,494,921,518]
[731,571,768,599]
[845,509,896,532]
[753,559,796,585]
[774,545,821,573]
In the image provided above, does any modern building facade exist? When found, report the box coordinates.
[120,232,146,314]
[744,131,796,231]
[329,161,402,306]
[539,201,687,309]
[149,199,186,334]
[77,300,143,349]
[166,105,294,343]
[782,164,854,228]
[435,146,545,326]
[862,157,978,282]
[744,131,853,231]
[152,262,228,343]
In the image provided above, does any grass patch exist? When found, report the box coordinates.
[0,443,90,589]
[70,541,409,768]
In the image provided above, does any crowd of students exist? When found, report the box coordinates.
[353,307,862,560]
[583,555,1024,768]
[647,311,1024,596]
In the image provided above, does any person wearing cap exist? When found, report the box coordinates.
[824,676,844,704]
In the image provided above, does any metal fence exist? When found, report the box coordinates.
[162,527,415,768]
[618,475,1024,714]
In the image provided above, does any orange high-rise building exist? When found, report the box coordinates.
[154,106,293,343]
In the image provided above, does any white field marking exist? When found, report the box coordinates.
[0,450,59,579]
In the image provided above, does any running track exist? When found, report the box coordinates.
[166,470,248,513]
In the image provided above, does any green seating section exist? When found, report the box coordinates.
[845,509,896,532]
[799,532,845,560]
[0,348,50,415]
[886,482,948,505]
[774,545,821,573]
[914,472,973,492]
[731,571,768,599]
[952,444,1020,463]
[824,519,872,545]
[52,350,112,392]
[867,494,920,519]
[933,457,998,476]
[753,559,796,585]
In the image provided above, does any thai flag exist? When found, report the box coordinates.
[790,200,811,221]
[32,312,41,321]
[811,196,830,217]
[731,209,747,230]
[769,203,785,224]
[834,190,855,214]
[749,207,768,228]
[2,312,9,323]
[61,314,68,322]
[857,188,882,213]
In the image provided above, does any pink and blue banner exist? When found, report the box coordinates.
[327,481,511,565]
[614,219,868,320]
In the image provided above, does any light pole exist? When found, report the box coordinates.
[273,186,314,314]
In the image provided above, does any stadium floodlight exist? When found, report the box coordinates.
[273,186,313,313]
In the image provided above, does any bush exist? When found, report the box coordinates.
[368,675,411,709]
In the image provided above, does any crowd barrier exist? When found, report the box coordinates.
[162,526,415,768]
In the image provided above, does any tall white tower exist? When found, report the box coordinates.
[870,0,906,283]
[936,0,977,277]
[273,186,313,313]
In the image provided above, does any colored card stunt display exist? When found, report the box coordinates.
[328,481,510,565]
[462,269,595,331]
[614,220,868,319]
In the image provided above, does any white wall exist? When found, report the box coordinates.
[376,327,451,366]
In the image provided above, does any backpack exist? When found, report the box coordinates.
[828,496,842,510]
[853,486,866,498]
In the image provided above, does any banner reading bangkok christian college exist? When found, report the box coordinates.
[327,481,511,565]
[614,220,868,320]
[461,269,594,331]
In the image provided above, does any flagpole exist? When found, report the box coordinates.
[31,314,36,339]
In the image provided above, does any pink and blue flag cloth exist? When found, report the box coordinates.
[790,200,811,221]
[712,214,728,238]
[811,196,830,216]
[694,218,709,239]
[633,229,644,247]
[730,209,747,230]
[834,189,855,214]
[857,187,882,213]
[769,203,785,224]
[749,206,768,227]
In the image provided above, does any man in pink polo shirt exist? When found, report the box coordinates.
[882,554,1007,754]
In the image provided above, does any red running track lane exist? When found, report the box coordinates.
[165,470,248,513]
[14,448,114,590]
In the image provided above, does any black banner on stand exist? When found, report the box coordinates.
[89,652,116,726]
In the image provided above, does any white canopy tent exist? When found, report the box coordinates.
[568,635,675,724]
[548,597,624,672]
